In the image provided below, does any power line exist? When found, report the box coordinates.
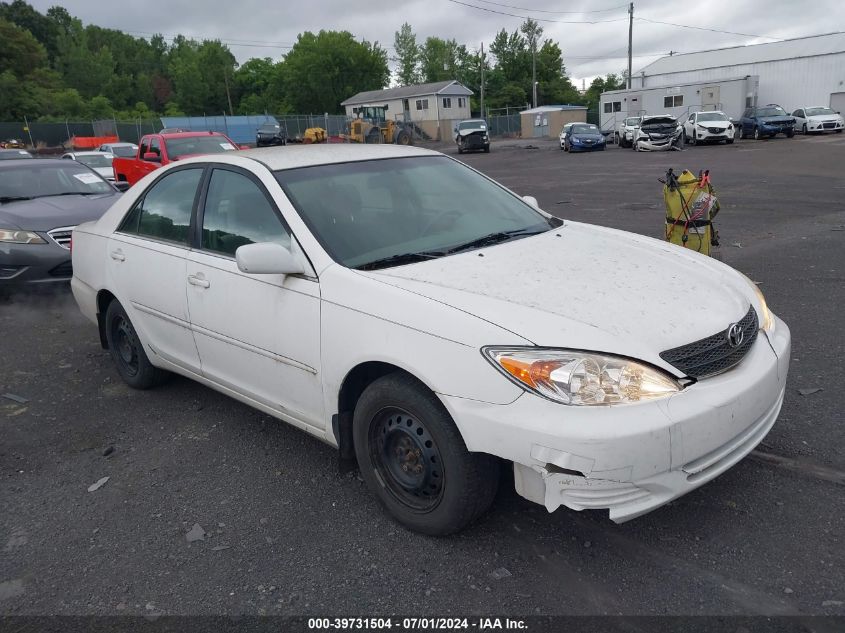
[634,17,781,41]
[471,0,628,14]
[444,0,628,24]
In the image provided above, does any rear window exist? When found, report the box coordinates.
[165,136,237,159]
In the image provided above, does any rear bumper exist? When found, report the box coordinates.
[440,315,790,523]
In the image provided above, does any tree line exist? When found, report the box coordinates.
[0,0,624,122]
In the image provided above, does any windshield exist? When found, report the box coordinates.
[697,112,729,122]
[757,107,787,117]
[571,125,599,134]
[0,162,113,199]
[258,124,280,133]
[276,156,556,269]
[165,136,237,159]
[805,107,835,116]
[109,145,136,157]
[76,154,113,168]
[625,118,640,126]
[458,121,486,130]
[0,150,33,160]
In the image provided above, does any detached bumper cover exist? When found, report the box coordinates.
[440,314,790,522]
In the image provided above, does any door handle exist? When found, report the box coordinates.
[110,250,125,261]
[187,274,210,289]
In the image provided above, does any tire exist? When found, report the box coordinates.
[836,129,842,134]
[483,145,490,153]
[352,373,499,535]
[104,300,168,390]
[395,130,411,146]
[754,127,761,140]
[786,130,794,138]
[737,126,744,140]
[457,145,463,154]
[614,133,620,145]
[802,124,807,135]
[726,138,734,145]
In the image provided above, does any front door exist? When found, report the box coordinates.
[702,85,720,111]
[185,166,324,430]
[107,166,205,372]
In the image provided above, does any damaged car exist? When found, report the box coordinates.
[455,119,490,154]
[633,115,683,151]
[70,145,790,535]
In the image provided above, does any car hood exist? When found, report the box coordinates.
[806,114,842,122]
[758,115,793,123]
[363,223,753,374]
[0,193,119,231]
[697,121,731,128]
[571,132,604,140]
[457,126,487,137]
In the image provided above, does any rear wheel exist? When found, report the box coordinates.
[104,300,168,389]
[353,373,499,535]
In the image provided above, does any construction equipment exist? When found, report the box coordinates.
[661,168,721,257]
[302,127,327,144]
[343,106,413,145]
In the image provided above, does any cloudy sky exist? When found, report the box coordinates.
[28,0,845,86]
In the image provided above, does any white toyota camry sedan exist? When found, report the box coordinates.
[71,145,790,535]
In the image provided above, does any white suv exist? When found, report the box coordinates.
[615,116,642,148]
[683,111,735,145]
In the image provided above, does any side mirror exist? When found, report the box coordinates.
[522,195,540,209]
[143,152,160,163]
[238,144,250,150]
[236,242,304,276]
[114,181,130,192]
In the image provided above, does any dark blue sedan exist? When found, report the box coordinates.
[562,123,606,152]
[738,104,796,140]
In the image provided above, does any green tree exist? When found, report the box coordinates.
[393,23,419,86]
[282,30,388,113]
[0,0,59,61]
[419,37,468,83]
[54,20,115,99]
[0,17,48,77]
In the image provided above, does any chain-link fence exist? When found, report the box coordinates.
[0,119,163,149]
[486,114,521,138]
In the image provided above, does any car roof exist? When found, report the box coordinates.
[0,158,74,168]
[66,151,112,156]
[102,142,137,146]
[154,131,229,139]
[233,144,441,171]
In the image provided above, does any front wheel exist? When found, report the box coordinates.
[352,373,499,535]
[786,130,795,138]
[802,123,808,135]
[104,300,168,389]
[754,127,761,140]
[457,145,463,154]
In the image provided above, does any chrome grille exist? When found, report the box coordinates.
[660,307,758,379]
[48,226,74,250]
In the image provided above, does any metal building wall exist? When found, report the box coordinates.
[633,53,845,111]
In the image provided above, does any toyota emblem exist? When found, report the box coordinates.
[726,323,744,348]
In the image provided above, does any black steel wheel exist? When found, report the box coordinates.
[353,373,499,535]
[369,408,445,512]
[104,300,169,389]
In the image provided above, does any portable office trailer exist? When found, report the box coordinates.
[599,76,758,134]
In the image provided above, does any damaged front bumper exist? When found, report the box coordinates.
[440,315,790,523]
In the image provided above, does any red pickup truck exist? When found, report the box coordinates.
[112,131,240,186]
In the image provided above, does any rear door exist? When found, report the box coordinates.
[185,165,324,430]
[107,166,205,372]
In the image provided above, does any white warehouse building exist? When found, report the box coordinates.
[599,32,845,132]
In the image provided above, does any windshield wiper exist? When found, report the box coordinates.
[34,192,100,198]
[357,251,446,271]
[446,227,548,254]
[0,195,33,203]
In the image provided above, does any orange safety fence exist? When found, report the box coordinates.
[69,135,119,150]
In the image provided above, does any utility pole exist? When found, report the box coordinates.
[223,68,234,116]
[627,2,634,89]
[531,44,537,108]
[480,42,485,118]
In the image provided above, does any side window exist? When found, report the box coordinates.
[689,114,695,122]
[149,137,161,156]
[793,109,803,117]
[139,138,150,156]
[201,169,290,257]
[120,168,202,243]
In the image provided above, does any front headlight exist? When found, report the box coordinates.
[0,229,46,244]
[483,347,681,406]
[739,273,775,333]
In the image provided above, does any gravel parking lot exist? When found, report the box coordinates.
[2,133,844,619]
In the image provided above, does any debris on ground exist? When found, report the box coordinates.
[1,393,28,404]
[822,600,843,607]
[731,242,743,248]
[102,445,115,457]
[489,567,512,580]
[211,545,231,551]
[87,476,110,493]
[186,523,206,543]
[798,388,823,396]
